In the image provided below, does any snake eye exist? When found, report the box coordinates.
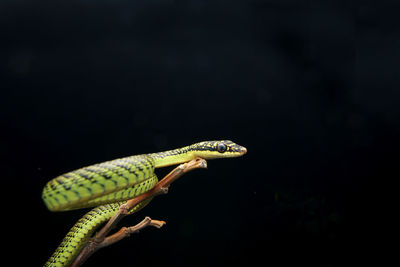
[216,143,227,153]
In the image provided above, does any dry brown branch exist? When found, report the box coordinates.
[98,217,166,249]
[70,157,207,267]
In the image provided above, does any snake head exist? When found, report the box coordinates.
[189,140,247,159]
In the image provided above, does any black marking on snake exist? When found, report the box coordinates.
[84,186,93,195]
[61,193,70,203]
[102,164,130,184]
[130,167,143,183]
[99,205,108,212]
[135,164,145,176]
[56,177,65,184]
[90,178,106,191]
[92,209,102,217]
[76,171,92,180]
[83,167,103,178]
[85,166,118,187]
[62,183,72,191]
[49,181,58,191]
[53,197,60,207]
[103,171,115,180]
[62,173,76,180]
[114,163,135,176]
[71,189,81,199]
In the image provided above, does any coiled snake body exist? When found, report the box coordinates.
[42,140,247,266]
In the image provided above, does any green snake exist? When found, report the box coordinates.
[42,140,247,266]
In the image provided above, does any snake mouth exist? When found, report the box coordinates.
[231,144,247,156]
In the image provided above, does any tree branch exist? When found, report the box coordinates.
[98,217,166,249]
[70,157,207,267]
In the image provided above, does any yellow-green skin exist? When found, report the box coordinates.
[43,140,247,266]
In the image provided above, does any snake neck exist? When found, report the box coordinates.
[148,145,196,168]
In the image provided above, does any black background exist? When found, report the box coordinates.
[2,1,399,266]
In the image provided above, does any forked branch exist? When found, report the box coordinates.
[98,217,166,249]
[71,157,207,267]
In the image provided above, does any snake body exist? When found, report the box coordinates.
[43,140,246,266]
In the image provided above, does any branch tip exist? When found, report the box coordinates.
[160,186,169,194]
[150,219,166,228]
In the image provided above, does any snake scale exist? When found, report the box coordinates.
[42,140,247,266]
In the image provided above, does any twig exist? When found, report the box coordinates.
[71,157,207,267]
[71,218,165,267]
[98,217,166,249]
